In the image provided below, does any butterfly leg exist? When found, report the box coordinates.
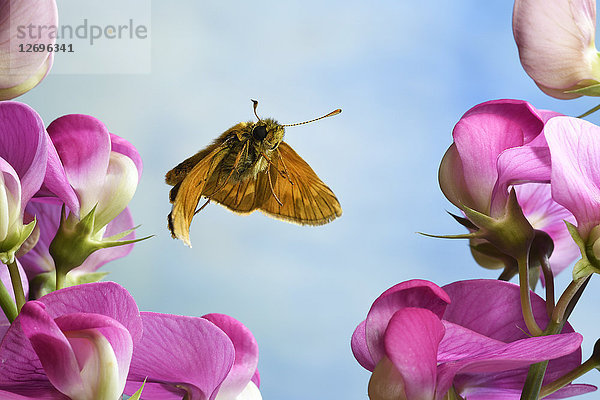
[274,149,294,185]
[261,151,293,185]
[267,165,284,207]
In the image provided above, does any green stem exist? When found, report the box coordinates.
[517,255,543,336]
[577,103,600,118]
[55,268,67,291]
[521,361,549,400]
[0,278,17,323]
[7,260,25,312]
[539,357,598,398]
[539,254,555,318]
[551,276,590,326]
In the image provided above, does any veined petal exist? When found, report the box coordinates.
[384,308,444,400]
[203,313,259,399]
[545,116,600,239]
[513,0,600,96]
[46,115,111,218]
[435,322,583,399]
[364,280,450,367]
[0,0,57,99]
[126,312,236,400]
[93,152,138,234]
[0,102,47,209]
[351,320,375,371]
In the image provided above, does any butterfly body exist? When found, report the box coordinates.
[167,104,342,246]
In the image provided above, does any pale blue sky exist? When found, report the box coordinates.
[20,1,600,398]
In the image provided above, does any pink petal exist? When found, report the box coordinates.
[110,133,143,181]
[38,282,143,344]
[202,313,259,399]
[365,280,450,367]
[435,321,583,398]
[46,115,111,217]
[351,320,375,371]
[0,0,57,98]
[126,312,236,400]
[450,99,544,215]
[514,184,579,276]
[545,116,600,238]
[19,301,84,399]
[438,144,477,211]
[513,0,599,97]
[0,102,47,209]
[384,308,444,400]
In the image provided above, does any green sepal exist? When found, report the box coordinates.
[417,231,477,240]
[99,234,154,250]
[129,379,146,400]
[565,221,586,257]
[0,218,37,265]
[573,258,598,280]
[447,211,478,230]
[565,83,600,96]
[461,189,534,260]
[102,225,141,242]
[30,270,111,298]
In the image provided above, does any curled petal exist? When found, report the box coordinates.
[46,115,111,217]
[110,133,142,181]
[351,320,375,371]
[365,280,450,368]
[203,313,259,399]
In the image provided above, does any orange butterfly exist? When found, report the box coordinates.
[166,100,342,246]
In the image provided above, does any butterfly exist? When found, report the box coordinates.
[166,100,342,246]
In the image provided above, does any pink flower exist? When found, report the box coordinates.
[439,99,579,276]
[0,0,57,100]
[0,282,142,399]
[351,279,595,399]
[513,0,600,99]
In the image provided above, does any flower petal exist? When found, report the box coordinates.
[513,0,600,96]
[126,312,236,400]
[545,116,600,238]
[364,280,450,367]
[203,313,259,399]
[0,102,47,209]
[110,133,142,182]
[19,301,85,399]
[449,99,544,214]
[0,0,57,98]
[384,308,444,400]
[351,320,376,371]
[46,115,111,217]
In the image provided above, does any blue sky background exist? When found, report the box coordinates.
[19,1,600,398]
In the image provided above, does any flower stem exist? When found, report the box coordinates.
[551,276,590,326]
[517,255,543,336]
[521,360,549,400]
[55,269,67,291]
[539,356,598,397]
[0,278,17,323]
[539,254,555,318]
[7,260,25,312]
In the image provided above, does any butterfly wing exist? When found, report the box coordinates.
[167,145,228,246]
[259,142,342,225]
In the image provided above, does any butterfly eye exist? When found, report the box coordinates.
[252,125,268,140]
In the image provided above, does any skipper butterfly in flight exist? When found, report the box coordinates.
[166,100,342,246]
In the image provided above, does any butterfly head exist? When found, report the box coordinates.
[251,119,285,151]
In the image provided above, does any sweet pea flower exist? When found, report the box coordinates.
[0,102,48,263]
[439,99,579,276]
[28,115,144,287]
[351,279,595,399]
[0,282,143,400]
[0,0,57,100]
[125,312,261,400]
[513,0,600,99]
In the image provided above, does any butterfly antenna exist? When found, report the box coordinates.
[282,108,342,127]
[251,99,261,121]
